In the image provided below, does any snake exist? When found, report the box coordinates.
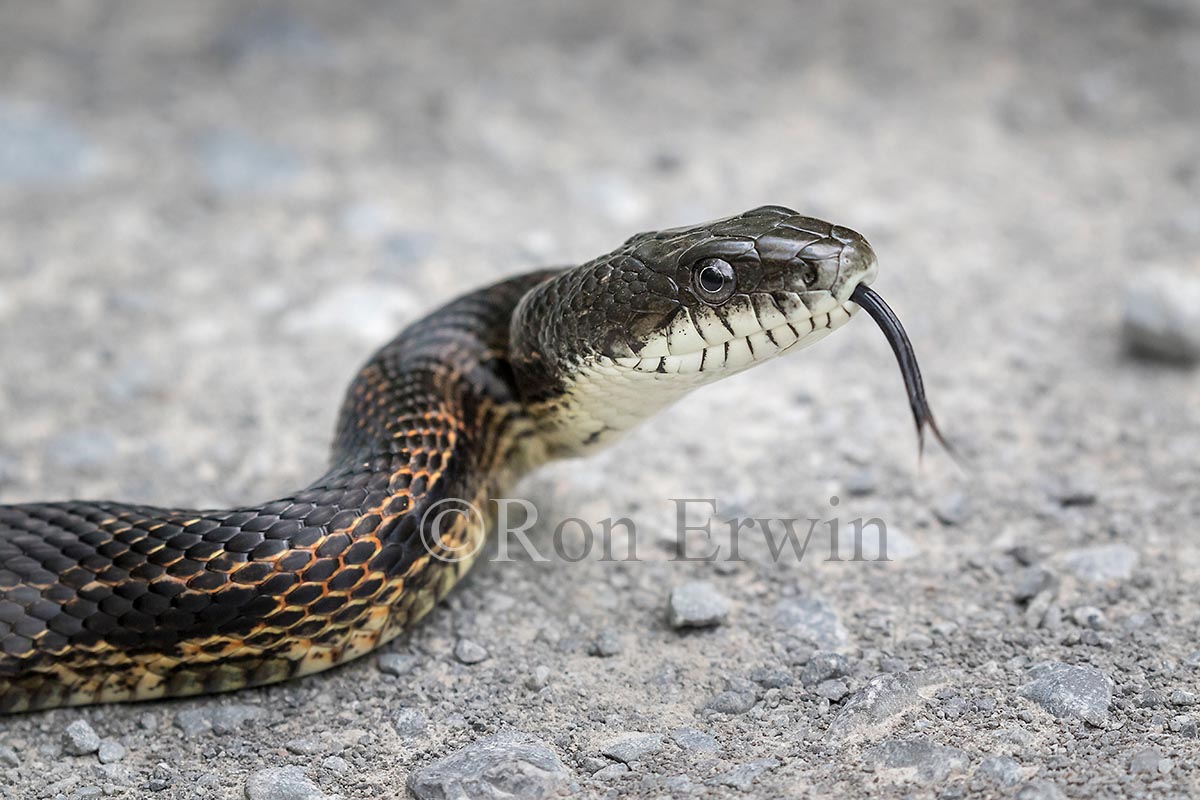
[0,205,946,712]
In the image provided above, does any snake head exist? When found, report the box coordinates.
[511,205,879,456]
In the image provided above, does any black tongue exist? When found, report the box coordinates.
[850,284,953,458]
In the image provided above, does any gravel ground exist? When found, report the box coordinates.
[2,2,1200,798]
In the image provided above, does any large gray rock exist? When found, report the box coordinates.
[600,732,663,764]
[408,733,570,800]
[1019,662,1113,726]
[63,720,101,756]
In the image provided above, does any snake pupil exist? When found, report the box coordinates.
[693,258,736,303]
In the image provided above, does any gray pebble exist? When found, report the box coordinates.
[592,763,630,779]
[801,652,852,686]
[378,653,418,677]
[902,633,934,651]
[0,744,19,768]
[589,628,623,656]
[63,719,101,756]
[705,688,757,715]
[933,492,972,526]
[773,596,848,649]
[1170,689,1198,706]
[668,581,730,628]
[976,755,1022,787]
[1013,566,1059,603]
[97,739,126,764]
[243,766,327,800]
[1129,747,1169,775]
[816,679,850,702]
[394,708,428,737]
[600,732,663,764]
[670,727,720,754]
[1122,268,1200,364]
[408,732,569,800]
[1015,780,1067,800]
[1019,662,1113,726]
[749,664,794,689]
[71,787,102,800]
[321,756,349,774]
[844,468,877,496]
[1060,544,1138,583]
[1071,606,1107,630]
[711,759,780,791]
[211,704,263,735]
[864,738,969,782]
[454,639,489,664]
[827,673,922,740]
[174,709,209,738]
[285,737,322,755]
[525,665,552,690]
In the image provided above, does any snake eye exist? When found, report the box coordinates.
[692,258,737,305]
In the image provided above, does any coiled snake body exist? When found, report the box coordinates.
[0,206,892,712]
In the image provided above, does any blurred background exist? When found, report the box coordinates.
[1,2,1199,799]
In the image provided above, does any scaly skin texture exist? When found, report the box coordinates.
[0,206,878,712]
[0,271,557,712]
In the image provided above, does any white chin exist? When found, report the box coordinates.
[611,299,858,377]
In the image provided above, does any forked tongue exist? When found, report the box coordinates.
[850,284,953,459]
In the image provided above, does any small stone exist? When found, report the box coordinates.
[864,738,969,782]
[97,739,126,764]
[0,744,19,767]
[1071,606,1106,630]
[1129,747,1163,774]
[243,766,327,800]
[285,737,322,755]
[72,787,102,799]
[63,719,101,756]
[174,709,209,738]
[773,596,848,649]
[526,665,552,690]
[670,727,720,754]
[454,639,489,664]
[711,759,780,791]
[816,679,850,702]
[321,756,349,774]
[976,755,1022,787]
[902,633,934,651]
[827,673,923,740]
[211,704,262,735]
[1170,714,1198,737]
[1015,780,1067,800]
[705,688,757,715]
[1122,268,1200,364]
[1013,566,1058,603]
[600,732,663,764]
[933,492,972,526]
[749,665,793,689]
[378,653,418,677]
[393,708,428,737]
[801,652,852,686]
[844,469,877,496]
[668,581,730,628]
[1060,544,1138,583]
[408,732,569,800]
[1170,689,1198,706]
[592,763,630,779]
[1019,662,1113,726]
[589,628,623,656]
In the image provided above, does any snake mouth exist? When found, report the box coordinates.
[850,284,951,455]
[609,289,859,376]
